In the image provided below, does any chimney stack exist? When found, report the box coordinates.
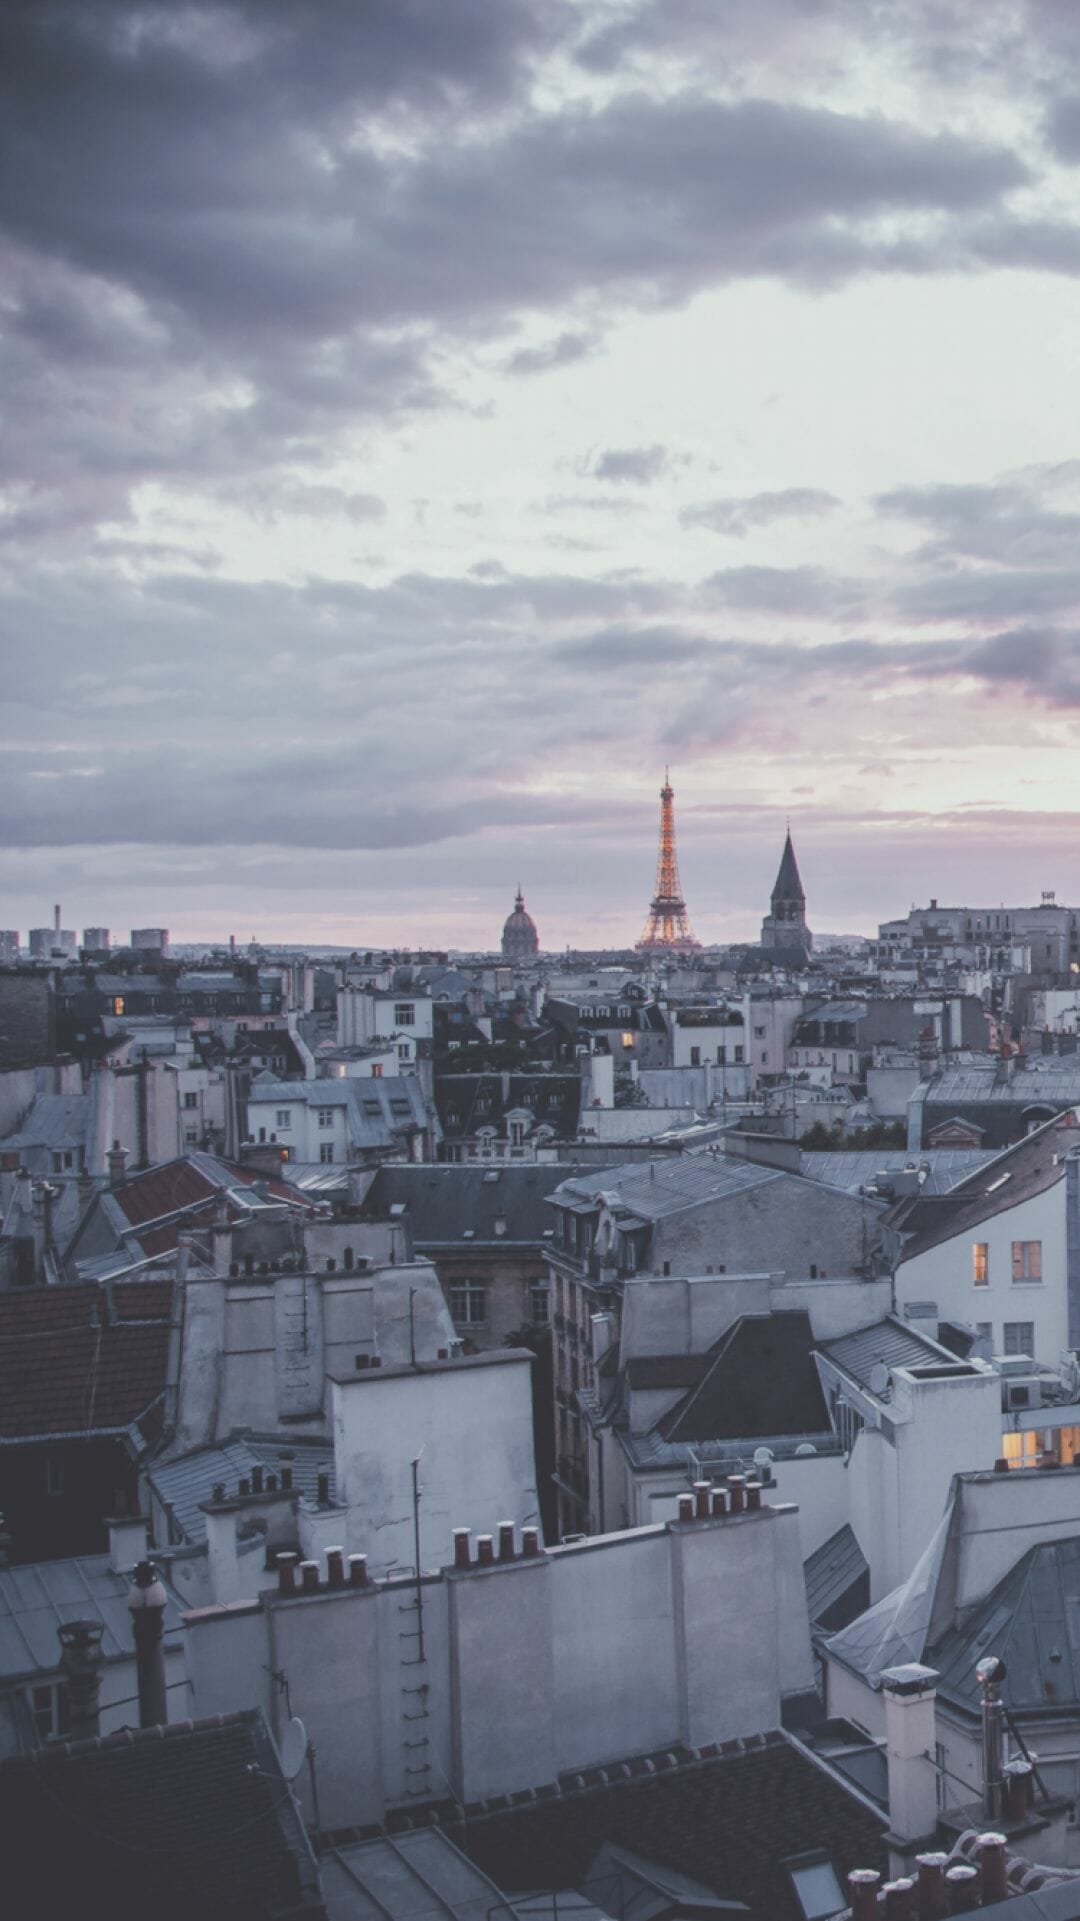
[57,1619,106,1741]
[107,1140,128,1187]
[880,1665,941,1860]
[54,903,61,934]
[127,1560,168,1728]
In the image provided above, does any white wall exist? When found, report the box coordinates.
[331,1353,539,1576]
[183,1501,814,1832]
[897,1181,1068,1366]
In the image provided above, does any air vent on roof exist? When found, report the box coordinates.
[483,1170,501,1183]
[463,1228,475,1239]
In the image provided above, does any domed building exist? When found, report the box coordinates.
[501,886,539,963]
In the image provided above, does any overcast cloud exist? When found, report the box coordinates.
[4,0,1080,944]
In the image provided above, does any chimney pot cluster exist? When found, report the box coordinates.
[451,1524,540,1568]
[326,1546,345,1589]
[300,1560,319,1594]
[944,1863,979,1911]
[915,1852,949,1919]
[677,1476,768,1524]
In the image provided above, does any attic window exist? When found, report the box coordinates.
[986,1172,1012,1193]
[483,1170,501,1183]
[785,1852,845,1921]
[463,1228,475,1239]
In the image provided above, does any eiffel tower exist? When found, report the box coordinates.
[636,771,701,953]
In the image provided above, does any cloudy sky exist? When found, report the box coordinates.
[6,0,1080,950]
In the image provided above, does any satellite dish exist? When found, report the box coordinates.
[869,1361,890,1398]
[795,1443,817,1457]
[280,1716,308,1781]
[753,1446,775,1465]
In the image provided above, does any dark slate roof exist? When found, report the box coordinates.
[435,1073,582,1142]
[772,833,805,905]
[887,1112,1073,1261]
[804,1525,870,1633]
[624,1354,710,1391]
[439,1733,885,1918]
[658,1313,829,1444]
[0,1279,172,1440]
[0,1709,320,1921]
[363,1163,590,1247]
[816,1315,955,1392]
[928,1537,1080,1720]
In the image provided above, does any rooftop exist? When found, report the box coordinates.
[0,1709,319,1921]
[363,1162,590,1246]
[886,1112,1077,1260]
[0,1278,172,1440]
[436,1731,885,1919]
[148,1434,336,1544]
[551,1155,780,1223]
[659,1313,830,1444]
[816,1315,967,1396]
[0,1550,185,1679]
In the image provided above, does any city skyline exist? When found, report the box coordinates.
[6,3,1080,944]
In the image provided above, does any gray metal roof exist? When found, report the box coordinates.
[0,1554,184,1680]
[817,1315,955,1390]
[799,1149,996,1195]
[363,1163,589,1246]
[804,1524,869,1628]
[925,1064,1080,1106]
[246,1075,433,1147]
[550,1155,779,1222]
[929,1536,1080,1720]
[321,1827,514,1921]
[1,1093,91,1152]
[149,1436,335,1544]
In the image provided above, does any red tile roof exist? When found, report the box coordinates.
[108,1155,311,1256]
[0,1280,172,1439]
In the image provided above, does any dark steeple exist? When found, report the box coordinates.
[772,831,805,910]
[761,827,812,954]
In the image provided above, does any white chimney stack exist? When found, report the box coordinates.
[880,1663,941,1868]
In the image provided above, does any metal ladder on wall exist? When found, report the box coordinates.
[398,1584,433,1799]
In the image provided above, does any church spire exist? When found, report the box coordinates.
[761,826,811,954]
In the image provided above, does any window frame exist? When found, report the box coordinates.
[972,1242,990,1287]
[1011,1239,1043,1284]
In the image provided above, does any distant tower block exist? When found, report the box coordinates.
[501,885,539,963]
[636,772,702,954]
[761,827,812,954]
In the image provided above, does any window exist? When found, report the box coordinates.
[449,1282,487,1326]
[183,1091,198,1110]
[397,1043,410,1061]
[754,1025,766,1039]
[317,1107,334,1128]
[29,1681,71,1743]
[974,1321,993,1357]
[1011,1240,1042,1283]
[275,1109,291,1128]
[717,1046,726,1064]
[785,1853,845,1921]
[689,1046,701,1067]
[973,1242,989,1286]
[1004,1320,1035,1356]
[184,1126,198,1144]
[529,1283,550,1324]
[371,1064,383,1078]
[621,1031,634,1048]
[52,1150,74,1173]
[112,996,125,1016]
[394,1002,416,1027]
[734,1045,744,1063]
[319,1142,335,1164]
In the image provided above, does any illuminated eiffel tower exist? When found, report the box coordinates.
[636,771,702,953]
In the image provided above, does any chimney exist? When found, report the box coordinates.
[978,1833,1008,1906]
[107,1514,149,1575]
[127,1560,169,1728]
[847,1871,881,1921]
[57,1620,106,1741]
[976,1655,1006,1822]
[915,1852,949,1920]
[880,1665,940,1858]
[210,1193,231,1276]
[54,903,61,934]
[107,1140,128,1186]
[204,1506,241,1606]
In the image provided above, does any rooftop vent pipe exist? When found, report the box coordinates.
[127,1560,168,1728]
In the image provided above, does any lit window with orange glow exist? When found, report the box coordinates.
[621,1032,634,1048]
[113,996,124,1016]
[972,1243,989,1286]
